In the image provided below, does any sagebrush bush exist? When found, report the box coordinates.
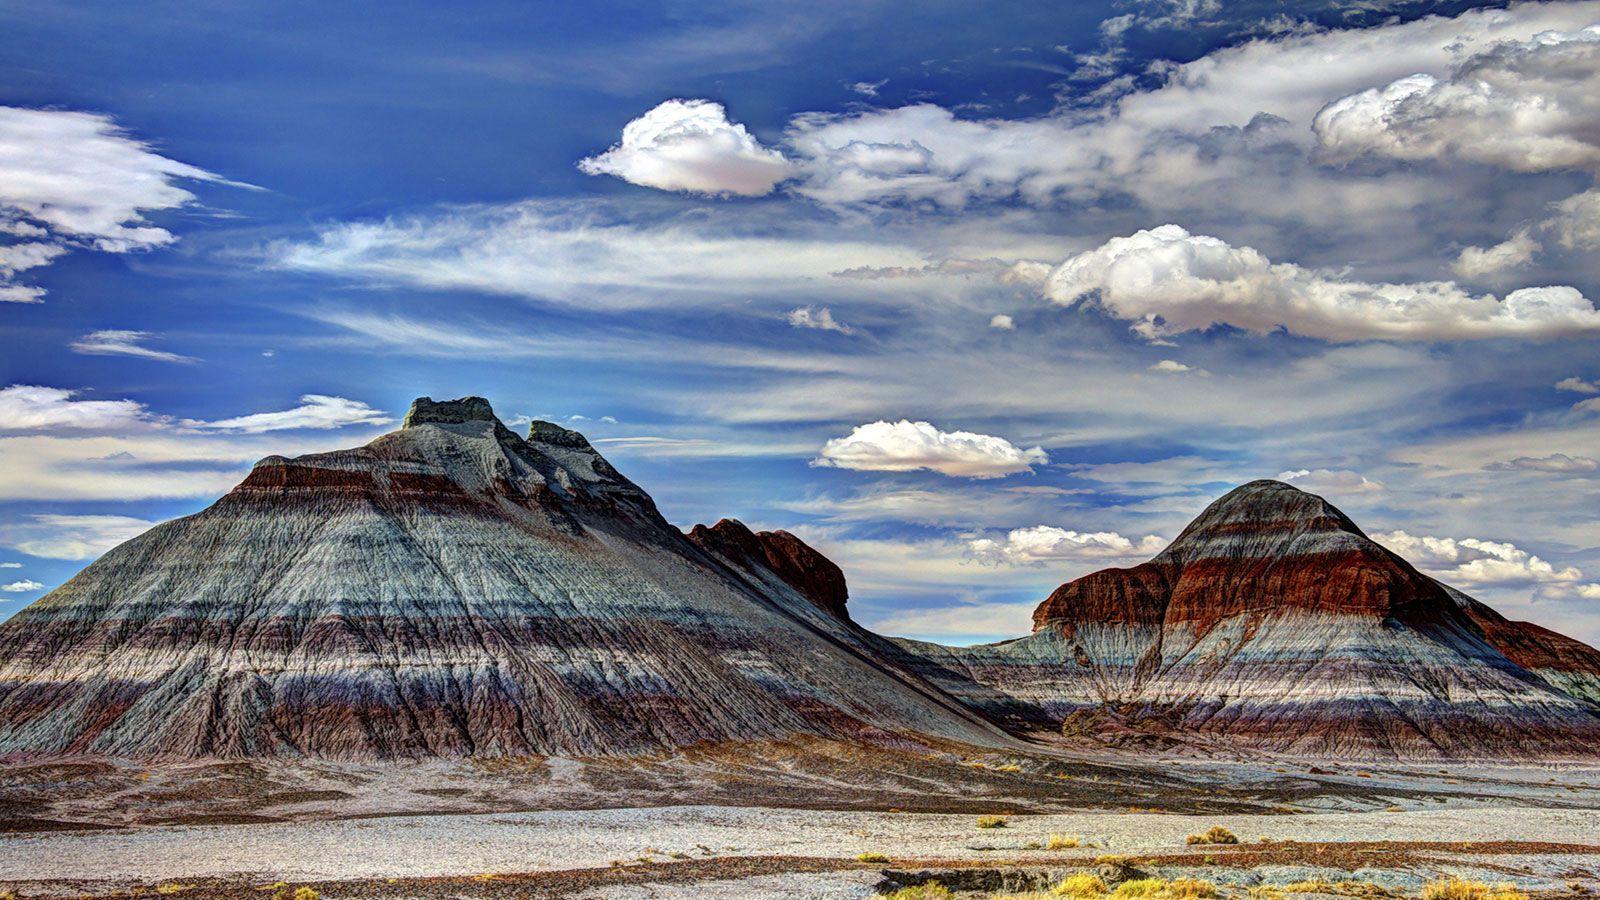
[1185,825,1239,845]
[977,814,1009,828]
[1047,833,1082,850]
[857,851,890,863]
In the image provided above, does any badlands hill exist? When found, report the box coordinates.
[0,400,1597,761]
[0,397,1006,759]
[893,480,1600,758]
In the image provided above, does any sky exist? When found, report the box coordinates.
[4,0,1600,645]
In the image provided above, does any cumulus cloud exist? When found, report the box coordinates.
[848,79,888,97]
[1374,529,1599,599]
[1312,26,1600,173]
[1547,188,1600,250]
[786,305,854,334]
[0,385,153,432]
[0,106,226,300]
[578,99,792,196]
[190,394,393,433]
[2,579,43,593]
[1452,229,1539,279]
[969,525,1167,566]
[989,314,1015,330]
[1278,467,1385,494]
[0,514,156,560]
[1038,224,1600,342]
[1556,376,1600,394]
[814,420,1048,478]
[1487,453,1599,474]
[69,330,197,363]
[1149,359,1209,376]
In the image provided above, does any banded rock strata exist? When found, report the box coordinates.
[2,401,1597,762]
[0,397,1007,759]
[892,481,1600,758]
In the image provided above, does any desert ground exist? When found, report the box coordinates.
[2,743,1598,898]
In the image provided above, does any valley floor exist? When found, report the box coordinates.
[1,750,1599,898]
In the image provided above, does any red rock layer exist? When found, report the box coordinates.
[687,519,850,621]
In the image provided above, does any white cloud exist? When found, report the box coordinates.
[1547,187,1600,250]
[786,305,854,334]
[1556,376,1600,394]
[1312,26,1600,173]
[989,314,1015,330]
[0,562,19,568]
[0,106,226,300]
[1452,228,1540,279]
[814,419,1048,478]
[782,5,1600,209]
[578,99,792,196]
[190,394,393,433]
[1575,396,1600,414]
[1373,529,1599,600]
[1,579,43,593]
[1039,224,1600,342]
[1278,467,1385,494]
[0,385,153,433]
[848,79,888,97]
[69,330,197,364]
[1149,359,1209,376]
[275,199,930,308]
[1487,453,1599,474]
[968,525,1167,566]
[1,514,156,560]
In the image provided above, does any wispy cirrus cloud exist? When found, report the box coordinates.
[69,330,197,364]
[0,106,233,301]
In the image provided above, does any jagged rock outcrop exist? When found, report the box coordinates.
[0,397,1008,760]
[892,480,1600,759]
[687,519,850,621]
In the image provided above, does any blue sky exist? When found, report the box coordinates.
[5,0,1600,644]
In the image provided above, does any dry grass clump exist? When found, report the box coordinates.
[1094,854,1132,866]
[1282,879,1390,897]
[857,851,891,863]
[887,882,954,899]
[1185,825,1239,845]
[265,885,319,900]
[977,814,1009,828]
[1420,878,1528,900]
[1055,873,1111,897]
[1047,834,1083,850]
[156,885,193,896]
[1111,877,1218,899]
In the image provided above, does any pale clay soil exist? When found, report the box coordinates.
[3,756,1600,897]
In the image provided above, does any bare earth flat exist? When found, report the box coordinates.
[2,755,1598,898]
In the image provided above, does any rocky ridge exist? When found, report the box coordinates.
[0,397,1007,759]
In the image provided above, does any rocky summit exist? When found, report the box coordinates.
[0,405,1597,762]
[892,480,1600,758]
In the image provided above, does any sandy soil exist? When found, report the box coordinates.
[4,803,1600,897]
